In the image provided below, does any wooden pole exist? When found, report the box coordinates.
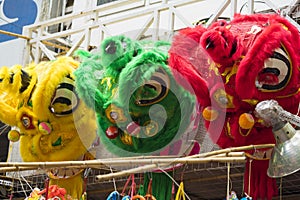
[0,30,70,52]
[0,144,272,173]
[96,164,160,181]
[41,40,70,51]
[0,157,246,170]
[187,144,275,158]
[0,30,30,40]
[95,157,246,181]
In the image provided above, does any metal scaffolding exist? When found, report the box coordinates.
[21,0,299,66]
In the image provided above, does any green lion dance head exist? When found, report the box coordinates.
[74,35,199,156]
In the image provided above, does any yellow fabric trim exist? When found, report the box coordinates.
[208,61,220,76]
[242,99,259,106]
[239,126,253,137]
[221,63,238,84]
[101,77,115,90]
[225,120,234,139]
[276,88,300,98]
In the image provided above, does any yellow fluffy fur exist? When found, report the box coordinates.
[0,56,97,199]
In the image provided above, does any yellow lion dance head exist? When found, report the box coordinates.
[0,56,97,199]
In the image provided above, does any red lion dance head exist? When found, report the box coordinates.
[169,13,300,200]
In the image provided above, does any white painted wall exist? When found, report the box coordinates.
[0,0,42,67]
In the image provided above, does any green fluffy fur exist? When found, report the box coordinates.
[75,35,196,156]
[100,35,143,77]
[73,52,105,112]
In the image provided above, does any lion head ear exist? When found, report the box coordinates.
[199,25,243,67]
[73,49,92,61]
[99,35,142,71]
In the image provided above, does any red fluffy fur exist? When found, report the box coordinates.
[168,26,211,108]
[200,26,244,68]
[234,14,300,115]
[167,13,300,200]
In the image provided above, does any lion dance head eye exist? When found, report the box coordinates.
[256,47,292,92]
[49,75,79,116]
[105,41,117,54]
[135,68,170,106]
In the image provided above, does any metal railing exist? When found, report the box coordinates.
[22,0,300,65]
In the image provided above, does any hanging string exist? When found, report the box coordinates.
[17,171,28,198]
[9,172,15,200]
[9,193,13,200]
[110,167,117,191]
[121,174,136,197]
[146,178,153,195]
[121,175,132,196]
[157,167,191,200]
[44,178,50,200]
[82,168,92,199]
[131,174,136,197]
[279,177,283,200]
[248,159,253,196]
[241,166,245,198]
[20,174,33,192]
[172,165,176,198]
[226,162,230,200]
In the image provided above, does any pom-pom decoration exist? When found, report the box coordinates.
[238,113,255,130]
[202,106,219,121]
[8,129,20,142]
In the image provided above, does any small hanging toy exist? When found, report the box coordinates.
[226,191,252,200]
[26,185,67,200]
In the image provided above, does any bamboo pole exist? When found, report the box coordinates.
[0,166,37,172]
[41,40,70,51]
[0,30,30,40]
[187,144,275,159]
[0,156,246,170]
[96,164,160,181]
[0,152,245,169]
[0,30,70,52]
[0,144,272,173]
[210,152,245,157]
[95,157,246,181]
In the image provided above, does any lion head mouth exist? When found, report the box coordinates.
[39,134,72,154]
